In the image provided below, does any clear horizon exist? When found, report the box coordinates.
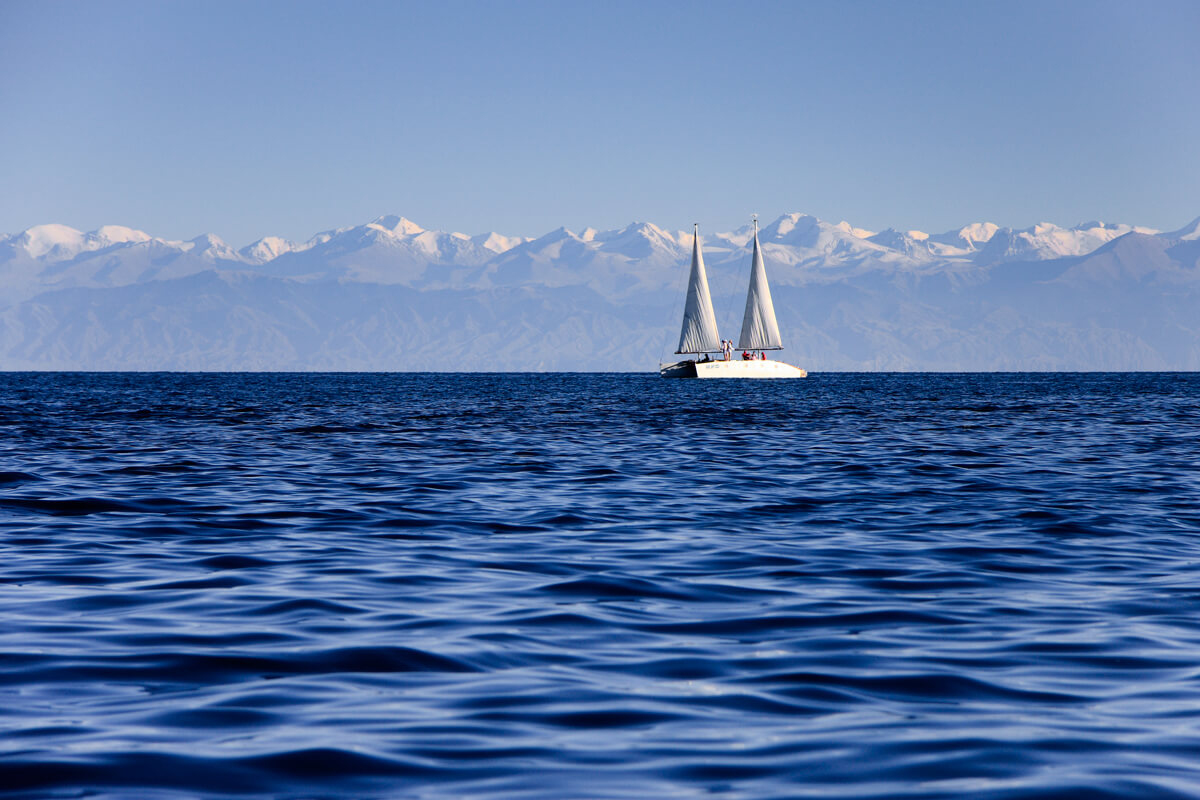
[2,0,1198,245]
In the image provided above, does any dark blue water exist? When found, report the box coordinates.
[2,373,1200,799]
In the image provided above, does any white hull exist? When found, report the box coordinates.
[660,358,807,379]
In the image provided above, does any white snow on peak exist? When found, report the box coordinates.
[369,215,425,236]
[304,227,350,248]
[758,214,895,266]
[593,221,679,255]
[536,226,580,245]
[866,228,936,259]
[957,222,1000,246]
[410,230,446,257]
[5,212,1195,296]
[186,233,237,260]
[1162,216,1200,241]
[20,224,86,258]
[15,223,153,260]
[471,231,527,254]
[834,221,875,239]
[92,225,152,246]
[770,213,819,240]
[971,220,1157,262]
[1059,221,1155,249]
[926,222,1001,253]
[758,214,888,256]
[240,236,295,263]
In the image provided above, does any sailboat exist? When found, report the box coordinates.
[659,218,807,378]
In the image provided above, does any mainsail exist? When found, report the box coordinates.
[676,225,721,353]
[737,219,783,350]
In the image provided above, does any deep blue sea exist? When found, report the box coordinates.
[3,372,1200,799]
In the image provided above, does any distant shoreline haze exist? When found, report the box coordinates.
[2,212,1199,371]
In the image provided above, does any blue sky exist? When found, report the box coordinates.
[2,0,1198,246]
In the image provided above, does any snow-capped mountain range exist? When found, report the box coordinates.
[2,213,1199,370]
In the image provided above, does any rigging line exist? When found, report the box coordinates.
[659,234,689,364]
[717,230,750,347]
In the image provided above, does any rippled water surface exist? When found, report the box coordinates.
[3,372,1200,799]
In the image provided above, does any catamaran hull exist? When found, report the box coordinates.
[659,359,807,379]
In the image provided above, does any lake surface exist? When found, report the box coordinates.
[2,372,1200,799]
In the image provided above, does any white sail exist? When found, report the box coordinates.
[676,225,721,353]
[737,221,783,350]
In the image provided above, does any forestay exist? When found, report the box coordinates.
[737,223,783,351]
[676,226,721,354]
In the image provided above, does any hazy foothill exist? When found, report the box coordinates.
[3,212,1199,372]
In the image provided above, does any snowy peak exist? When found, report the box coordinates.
[303,227,350,248]
[1163,216,1200,241]
[745,213,896,268]
[240,236,295,263]
[960,222,1000,245]
[760,213,884,253]
[526,226,581,249]
[932,222,1000,250]
[369,215,425,237]
[15,223,154,260]
[834,221,876,239]
[974,220,1159,263]
[4,213,1197,290]
[864,227,968,261]
[186,233,238,260]
[91,225,152,247]
[470,231,527,254]
[763,213,821,243]
[19,224,87,259]
[867,228,923,254]
[592,221,683,259]
[504,221,685,265]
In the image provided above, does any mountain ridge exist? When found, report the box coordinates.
[1,212,1197,371]
[3,212,1175,269]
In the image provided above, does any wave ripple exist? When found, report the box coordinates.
[2,372,1200,799]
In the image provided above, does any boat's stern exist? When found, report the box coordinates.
[659,359,698,378]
